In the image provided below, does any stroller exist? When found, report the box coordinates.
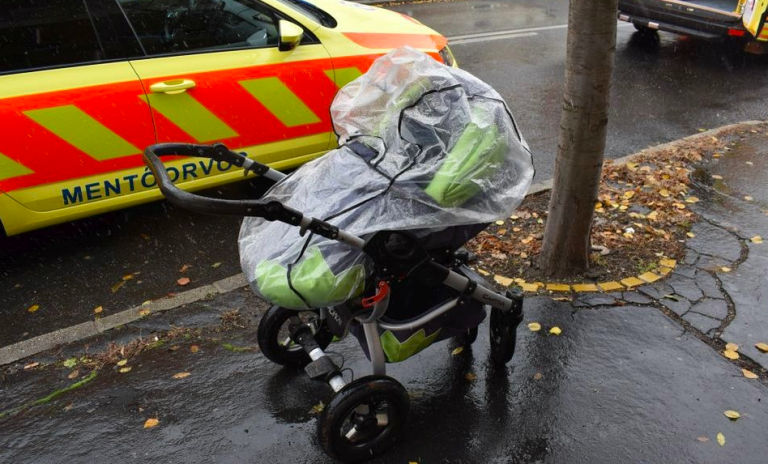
[143,47,534,462]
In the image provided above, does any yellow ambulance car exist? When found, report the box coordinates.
[0,0,455,235]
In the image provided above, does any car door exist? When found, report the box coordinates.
[0,0,154,218]
[121,0,338,182]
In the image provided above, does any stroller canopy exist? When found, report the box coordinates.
[239,47,534,309]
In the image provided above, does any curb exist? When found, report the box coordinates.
[0,274,248,366]
[2,121,763,366]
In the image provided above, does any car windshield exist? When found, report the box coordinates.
[272,0,336,27]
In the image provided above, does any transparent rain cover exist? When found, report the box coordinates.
[239,47,534,309]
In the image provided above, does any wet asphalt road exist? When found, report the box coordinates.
[3,0,768,347]
[3,291,768,464]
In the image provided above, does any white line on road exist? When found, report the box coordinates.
[447,22,632,44]
[449,32,538,45]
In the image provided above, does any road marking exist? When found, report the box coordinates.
[449,32,538,45]
[448,22,632,43]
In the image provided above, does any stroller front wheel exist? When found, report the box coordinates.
[319,375,409,463]
[257,305,333,367]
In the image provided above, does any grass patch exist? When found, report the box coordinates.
[221,343,253,353]
[0,370,98,419]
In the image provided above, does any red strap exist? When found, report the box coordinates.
[362,281,390,308]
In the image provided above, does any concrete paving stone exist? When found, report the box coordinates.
[667,275,704,302]
[660,296,691,316]
[690,299,728,320]
[672,264,697,279]
[638,282,674,300]
[694,269,723,299]
[623,292,652,305]
[695,255,732,272]
[687,221,742,262]
[683,249,700,266]
[572,293,617,308]
[682,311,721,334]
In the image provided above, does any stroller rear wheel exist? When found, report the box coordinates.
[319,375,409,463]
[489,290,524,366]
[257,305,333,367]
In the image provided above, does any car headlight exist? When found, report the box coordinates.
[439,45,455,67]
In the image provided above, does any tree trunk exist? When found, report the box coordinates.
[538,0,619,278]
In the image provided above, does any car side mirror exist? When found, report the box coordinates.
[278,20,303,52]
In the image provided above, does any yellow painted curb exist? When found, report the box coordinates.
[487,256,678,295]
[546,283,571,292]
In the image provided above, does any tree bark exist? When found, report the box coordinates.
[538,0,619,278]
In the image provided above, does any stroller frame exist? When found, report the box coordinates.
[144,142,524,462]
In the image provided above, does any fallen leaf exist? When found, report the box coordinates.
[623,191,635,199]
[111,281,126,293]
[494,275,514,287]
[549,326,562,336]
[68,370,80,380]
[64,403,74,412]
[751,236,763,244]
[212,262,222,268]
[477,268,490,276]
[659,189,670,198]
[745,196,754,201]
[177,277,191,286]
[698,128,707,132]
[122,274,134,281]
[465,373,478,381]
[510,215,519,220]
[528,322,542,332]
[697,436,709,443]
[190,345,200,353]
[746,161,754,166]
[117,359,128,366]
[27,304,39,313]
[725,343,739,352]
[119,367,132,373]
[685,196,699,204]
[724,410,740,420]
[23,362,39,370]
[717,432,725,446]
[94,306,103,314]
[63,358,77,368]
[180,264,191,273]
[533,373,543,380]
[723,350,739,360]
[144,418,160,429]
[687,232,696,238]
[172,372,191,379]
[495,220,505,226]
[711,175,723,180]
[497,228,507,235]
[720,267,732,273]
[138,308,151,317]
[755,342,768,353]
[451,346,464,356]
[742,368,758,379]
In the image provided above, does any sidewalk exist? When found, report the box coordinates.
[2,124,768,463]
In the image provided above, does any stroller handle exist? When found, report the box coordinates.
[143,143,364,247]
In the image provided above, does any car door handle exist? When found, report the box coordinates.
[149,79,196,94]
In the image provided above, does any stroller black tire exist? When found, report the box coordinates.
[319,375,409,463]
[489,307,519,366]
[257,305,333,367]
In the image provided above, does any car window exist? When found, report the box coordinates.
[117,0,283,56]
[0,0,108,74]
